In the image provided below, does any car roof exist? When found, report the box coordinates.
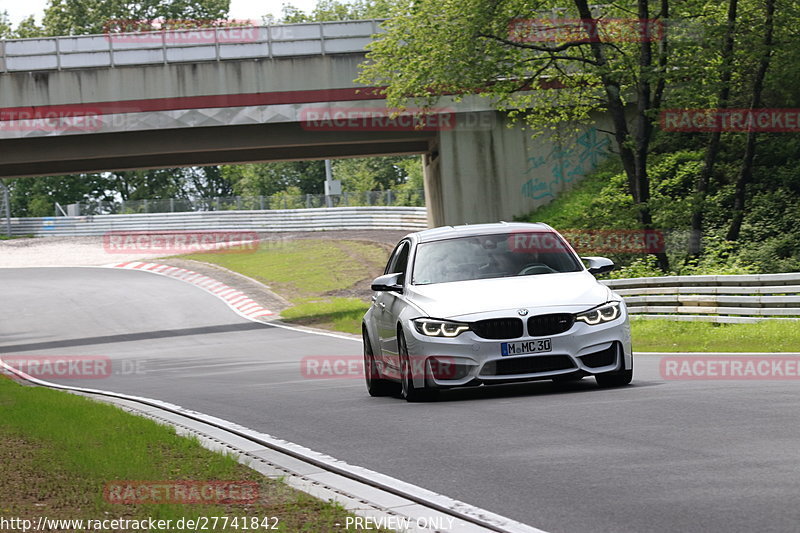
[409,222,554,243]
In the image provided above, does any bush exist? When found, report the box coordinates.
[519,141,800,276]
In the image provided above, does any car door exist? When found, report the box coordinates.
[375,240,411,371]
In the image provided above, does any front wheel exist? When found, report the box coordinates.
[398,330,437,402]
[595,357,633,388]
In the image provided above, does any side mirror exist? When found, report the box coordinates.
[371,273,403,292]
[582,256,615,276]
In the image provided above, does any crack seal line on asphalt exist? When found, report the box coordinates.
[0,358,548,533]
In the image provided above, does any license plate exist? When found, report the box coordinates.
[501,339,552,356]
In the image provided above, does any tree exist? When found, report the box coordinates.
[41,0,230,36]
[332,156,410,192]
[359,0,694,269]
[688,0,738,257]
[273,0,395,23]
[223,161,327,197]
[726,0,776,242]
[6,174,112,217]
[0,11,12,37]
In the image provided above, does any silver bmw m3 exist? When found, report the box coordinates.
[362,222,633,401]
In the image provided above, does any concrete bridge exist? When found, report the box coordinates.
[0,20,612,226]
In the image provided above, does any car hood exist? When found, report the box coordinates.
[406,271,613,320]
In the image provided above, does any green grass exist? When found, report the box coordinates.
[180,239,388,333]
[631,318,800,352]
[281,298,370,335]
[0,377,381,531]
[180,239,388,300]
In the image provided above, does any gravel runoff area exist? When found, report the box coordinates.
[0,230,409,317]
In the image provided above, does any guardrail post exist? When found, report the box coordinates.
[0,180,11,236]
[259,195,264,210]
[169,198,174,212]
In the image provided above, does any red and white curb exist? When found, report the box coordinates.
[105,262,273,320]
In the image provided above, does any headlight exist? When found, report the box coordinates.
[413,318,470,337]
[575,301,621,325]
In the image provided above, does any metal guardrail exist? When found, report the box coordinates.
[58,189,425,216]
[6,206,428,237]
[0,19,384,72]
[603,274,800,323]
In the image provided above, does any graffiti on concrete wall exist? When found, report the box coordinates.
[520,127,611,201]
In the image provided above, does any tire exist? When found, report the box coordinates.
[398,330,437,402]
[363,329,396,397]
[595,356,633,388]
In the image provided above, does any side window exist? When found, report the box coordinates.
[384,243,402,274]
[385,241,411,283]
[392,243,410,283]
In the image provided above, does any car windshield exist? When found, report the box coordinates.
[412,231,582,285]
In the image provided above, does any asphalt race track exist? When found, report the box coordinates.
[2,267,799,533]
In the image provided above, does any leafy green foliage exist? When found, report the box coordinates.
[522,136,800,275]
[273,0,396,23]
[42,0,230,36]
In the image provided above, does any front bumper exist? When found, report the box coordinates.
[403,311,632,389]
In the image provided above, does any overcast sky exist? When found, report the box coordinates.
[2,0,319,26]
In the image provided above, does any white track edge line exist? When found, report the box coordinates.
[0,359,548,533]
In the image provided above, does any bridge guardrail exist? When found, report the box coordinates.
[602,274,800,323]
[6,206,428,237]
[0,20,385,73]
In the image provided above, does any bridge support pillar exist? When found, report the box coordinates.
[429,111,613,227]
